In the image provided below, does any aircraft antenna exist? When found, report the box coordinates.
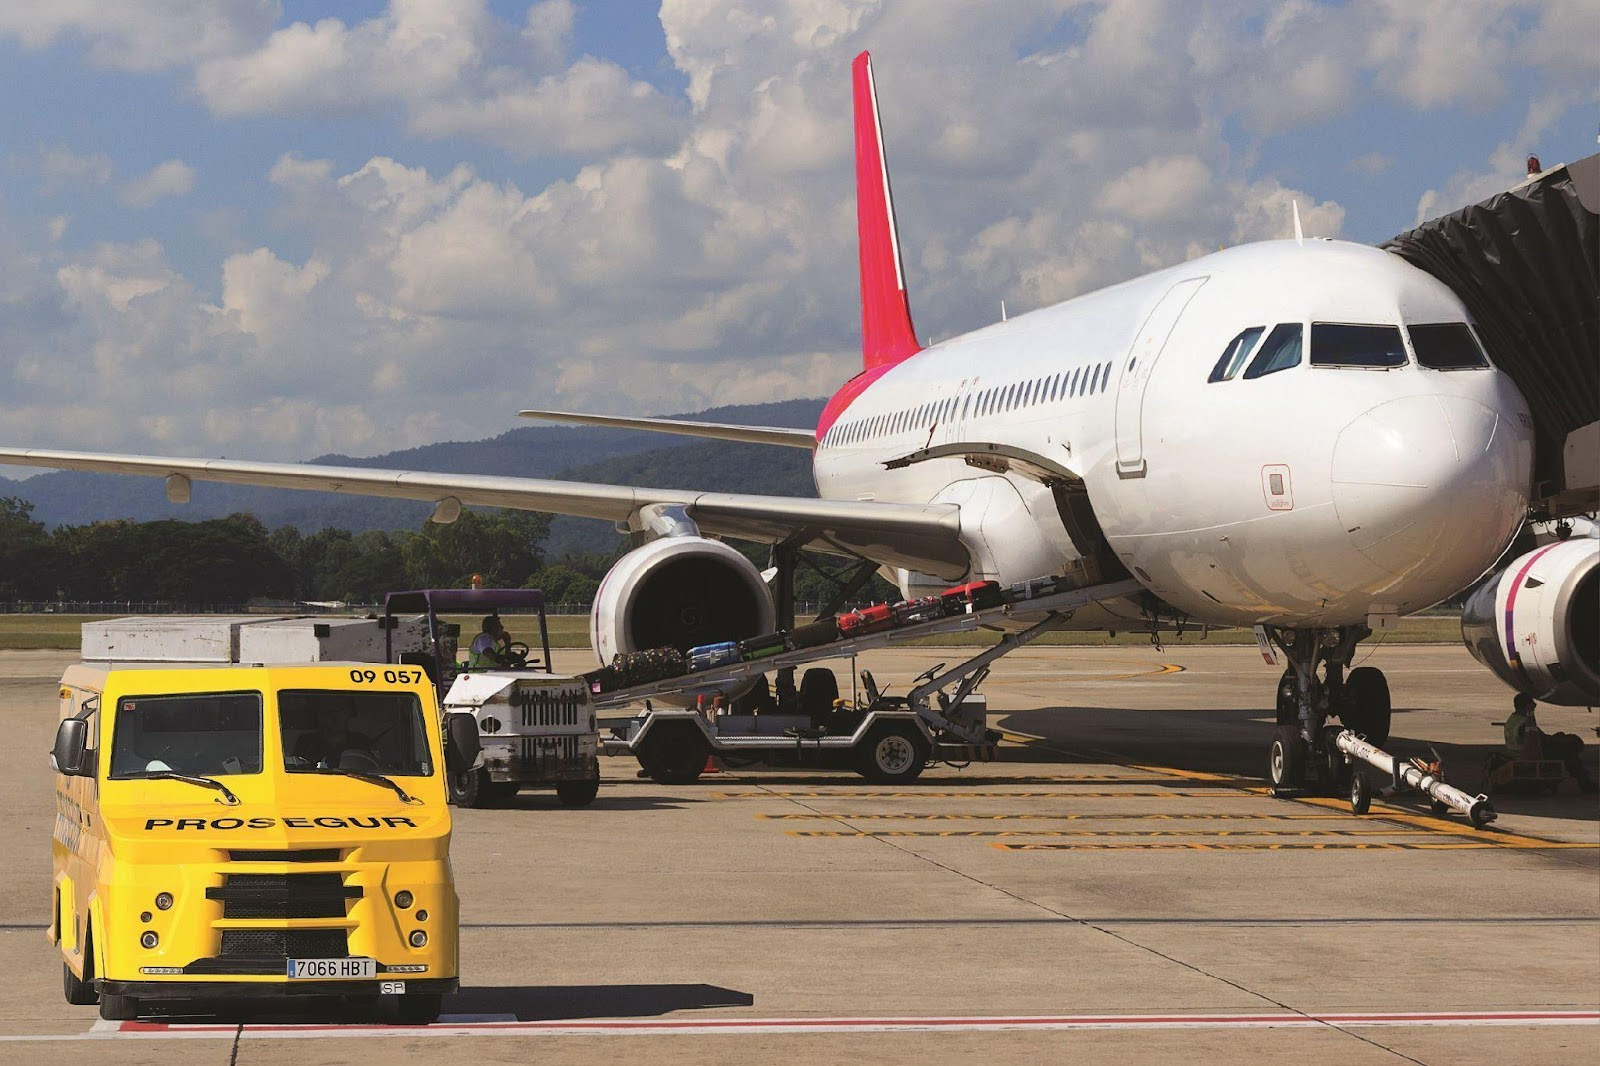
[1292,200,1304,245]
[1001,300,1008,322]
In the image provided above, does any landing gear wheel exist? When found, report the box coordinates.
[1349,770,1372,815]
[447,767,496,808]
[556,773,600,807]
[1343,666,1392,747]
[1269,723,1306,790]
[394,992,442,1024]
[1275,667,1297,725]
[641,728,706,785]
[98,991,140,1021]
[857,725,929,784]
[63,961,96,1006]
[1319,726,1350,796]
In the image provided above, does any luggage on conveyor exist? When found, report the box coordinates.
[1005,577,1059,602]
[786,618,840,649]
[612,646,687,685]
[839,603,894,636]
[941,580,1004,613]
[687,642,742,672]
[583,664,623,694]
[892,597,944,626]
[738,633,787,660]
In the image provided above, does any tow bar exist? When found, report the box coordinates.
[1335,729,1496,829]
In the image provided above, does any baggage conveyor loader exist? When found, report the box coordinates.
[598,579,1144,784]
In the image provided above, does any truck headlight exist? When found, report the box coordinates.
[409,930,427,948]
[155,892,173,911]
[394,890,413,909]
[140,931,159,949]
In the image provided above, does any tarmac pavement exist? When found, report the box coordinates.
[1,642,1595,1064]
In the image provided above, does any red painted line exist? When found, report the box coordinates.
[109,1009,1600,1036]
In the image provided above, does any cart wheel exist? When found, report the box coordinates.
[556,774,600,807]
[1349,770,1371,815]
[1269,724,1305,789]
[446,767,495,808]
[857,724,929,784]
[640,726,706,785]
[1430,799,1450,817]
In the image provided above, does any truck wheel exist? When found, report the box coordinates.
[857,725,929,784]
[447,767,494,808]
[63,961,96,1006]
[557,774,600,807]
[641,728,706,785]
[98,991,140,1021]
[394,991,442,1024]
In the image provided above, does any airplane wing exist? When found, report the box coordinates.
[0,447,968,577]
[517,410,819,450]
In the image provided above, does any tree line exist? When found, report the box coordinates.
[1,496,896,608]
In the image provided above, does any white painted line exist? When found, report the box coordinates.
[1,1009,1585,1041]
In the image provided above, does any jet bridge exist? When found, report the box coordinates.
[1383,152,1599,517]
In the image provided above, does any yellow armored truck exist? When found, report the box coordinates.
[50,659,468,1023]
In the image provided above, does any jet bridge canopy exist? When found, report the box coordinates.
[1383,152,1599,516]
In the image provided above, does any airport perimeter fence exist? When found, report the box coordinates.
[0,600,838,618]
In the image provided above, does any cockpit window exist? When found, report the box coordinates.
[1311,323,1407,369]
[1208,326,1265,382]
[1409,322,1490,369]
[1242,323,1303,379]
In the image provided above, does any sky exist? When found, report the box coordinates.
[0,0,1595,463]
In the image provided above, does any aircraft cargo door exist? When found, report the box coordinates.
[1114,276,1207,478]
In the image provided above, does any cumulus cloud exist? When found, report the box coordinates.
[36,146,112,187]
[0,1,276,72]
[118,160,197,208]
[0,0,1591,462]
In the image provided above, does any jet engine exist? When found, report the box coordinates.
[589,533,775,666]
[1461,536,1599,705]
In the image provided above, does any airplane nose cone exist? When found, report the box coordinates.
[1331,395,1529,588]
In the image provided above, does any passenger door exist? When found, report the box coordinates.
[1114,276,1207,478]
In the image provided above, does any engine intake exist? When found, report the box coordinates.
[1461,537,1599,705]
[590,536,775,665]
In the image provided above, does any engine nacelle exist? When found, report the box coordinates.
[1461,537,1599,706]
[589,535,775,666]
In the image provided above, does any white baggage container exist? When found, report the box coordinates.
[239,616,431,664]
[81,616,277,663]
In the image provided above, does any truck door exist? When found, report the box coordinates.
[1114,276,1207,478]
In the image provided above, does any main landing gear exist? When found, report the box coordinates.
[1263,625,1392,795]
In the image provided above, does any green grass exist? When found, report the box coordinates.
[0,612,1464,652]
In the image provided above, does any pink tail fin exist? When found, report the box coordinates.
[853,51,921,371]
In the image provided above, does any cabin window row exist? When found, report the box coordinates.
[823,360,1116,448]
[1206,321,1490,383]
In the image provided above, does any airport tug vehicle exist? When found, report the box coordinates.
[50,655,470,1023]
[383,589,601,809]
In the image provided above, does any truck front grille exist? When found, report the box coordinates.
[207,873,360,919]
[220,928,348,958]
[518,735,581,762]
[226,848,342,863]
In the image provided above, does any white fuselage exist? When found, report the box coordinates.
[813,240,1533,628]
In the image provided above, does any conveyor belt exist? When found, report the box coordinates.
[1383,153,1598,508]
[593,578,1146,708]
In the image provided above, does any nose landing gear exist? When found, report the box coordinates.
[1262,625,1390,795]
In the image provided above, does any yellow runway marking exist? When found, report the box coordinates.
[790,828,1438,838]
[994,841,1521,851]
[712,789,1260,799]
[759,812,1361,821]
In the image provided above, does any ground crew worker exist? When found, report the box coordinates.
[1505,694,1598,793]
[469,615,512,668]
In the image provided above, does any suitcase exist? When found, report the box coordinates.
[787,618,839,649]
[840,603,894,636]
[583,665,622,694]
[687,641,742,672]
[941,580,1004,613]
[612,646,686,685]
[738,632,787,660]
[892,597,944,626]
[1005,577,1058,603]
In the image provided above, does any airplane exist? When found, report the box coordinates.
[3,52,1594,792]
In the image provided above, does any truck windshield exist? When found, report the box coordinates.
[279,690,433,777]
[109,691,264,779]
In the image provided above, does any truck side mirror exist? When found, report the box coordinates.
[51,718,92,776]
[443,713,480,774]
